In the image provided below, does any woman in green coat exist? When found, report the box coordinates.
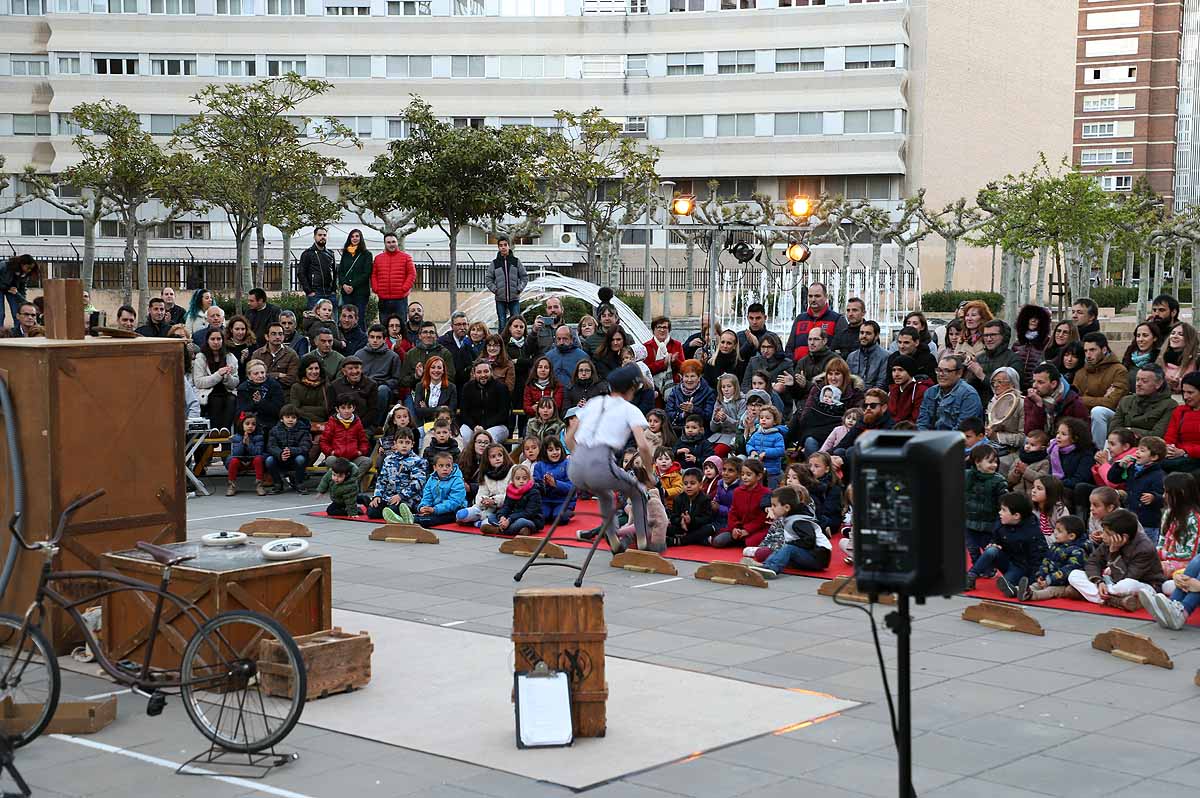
[337,228,373,332]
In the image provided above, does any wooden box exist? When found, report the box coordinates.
[0,696,117,736]
[100,541,332,670]
[0,338,188,653]
[512,587,607,738]
[261,626,372,701]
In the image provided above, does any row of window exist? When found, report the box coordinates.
[17,219,213,238]
[1080,148,1133,166]
[8,0,895,14]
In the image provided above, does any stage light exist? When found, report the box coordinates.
[786,241,811,263]
[729,240,755,263]
[789,197,811,217]
[671,195,696,216]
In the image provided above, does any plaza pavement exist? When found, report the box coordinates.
[18,486,1200,798]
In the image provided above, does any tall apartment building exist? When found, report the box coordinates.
[0,0,1078,294]
[1174,0,1200,209]
[1073,0,1182,202]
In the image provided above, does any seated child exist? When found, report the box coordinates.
[965,492,1046,598]
[534,437,575,523]
[839,485,855,564]
[316,457,363,517]
[675,414,716,469]
[1026,515,1089,601]
[747,486,830,580]
[1068,508,1163,610]
[266,405,312,495]
[711,459,771,548]
[457,443,512,527]
[379,403,421,455]
[701,455,722,502]
[1007,428,1049,495]
[526,397,565,444]
[1157,472,1200,576]
[415,451,467,527]
[964,445,1008,567]
[806,452,844,535]
[667,468,718,546]
[711,456,741,530]
[513,436,542,469]
[482,464,543,537]
[1108,435,1166,545]
[1142,554,1200,630]
[615,462,667,553]
[319,399,372,473]
[421,418,462,471]
[1030,476,1070,545]
[959,416,994,462]
[654,446,683,504]
[226,412,267,497]
[820,407,862,454]
[1092,427,1137,489]
[644,409,674,452]
[746,405,787,487]
[367,428,428,523]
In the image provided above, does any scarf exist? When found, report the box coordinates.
[650,337,670,363]
[1018,448,1047,466]
[1024,330,1039,341]
[532,378,550,390]
[1165,348,1183,366]
[346,244,357,256]
[1047,440,1074,479]
[509,336,526,348]
[506,479,533,500]
[337,414,356,429]
[1131,350,1154,369]
[484,461,510,482]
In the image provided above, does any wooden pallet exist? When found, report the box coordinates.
[610,551,677,575]
[816,575,896,605]
[498,536,567,559]
[961,601,1045,636]
[694,561,768,588]
[238,518,313,538]
[1092,628,1174,669]
[368,524,439,544]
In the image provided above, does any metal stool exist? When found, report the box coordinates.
[513,486,609,587]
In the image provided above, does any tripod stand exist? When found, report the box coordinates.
[513,486,607,587]
[0,735,31,797]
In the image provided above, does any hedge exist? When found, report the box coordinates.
[920,291,1004,314]
[1088,287,1137,313]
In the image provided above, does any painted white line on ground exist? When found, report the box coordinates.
[631,577,683,589]
[440,620,466,627]
[50,734,318,798]
[83,688,131,701]
[190,504,325,522]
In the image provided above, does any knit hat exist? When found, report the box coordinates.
[703,454,723,472]
[745,389,771,404]
[891,354,917,378]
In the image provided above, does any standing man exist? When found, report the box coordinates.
[847,320,889,390]
[736,303,770,363]
[116,305,137,333]
[298,227,336,310]
[1072,297,1100,337]
[785,282,847,362]
[245,288,281,344]
[251,321,300,388]
[404,301,424,344]
[135,298,171,337]
[486,236,527,329]
[1075,332,1129,449]
[917,354,983,432]
[372,233,416,329]
[830,297,865,359]
[161,287,185,325]
[535,296,567,353]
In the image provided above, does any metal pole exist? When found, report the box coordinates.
[642,181,652,323]
[660,180,674,320]
[896,595,913,798]
[707,227,724,337]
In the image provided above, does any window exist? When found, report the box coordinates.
[1082,93,1136,112]
[621,228,648,245]
[669,0,702,11]
[334,116,373,137]
[10,0,45,13]
[1080,149,1133,166]
[58,0,80,10]
[844,109,894,134]
[151,57,198,76]
[628,0,646,11]
[499,117,559,128]
[498,55,564,78]
[453,117,484,128]
[716,178,755,200]
[151,0,195,12]
[451,55,485,78]
[94,57,139,75]
[387,118,410,139]
[716,113,755,136]
[58,56,81,74]
[622,116,646,134]
[11,58,49,76]
[717,50,755,75]
[780,177,820,199]
[388,0,431,12]
[454,0,484,14]
[626,54,647,77]
[720,0,754,8]
[845,44,896,69]
[1082,122,1116,138]
[268,58,306,76]
[13,115,51,136]
[217,58,257,76]
[149,114,191,135]
[778,0,824,6]
[665,115,703,138]
[216,0,244,11]
[666,52,704,76]
[1086,66,1137,84]
[325,3,369,12]
[105,0,136,11]
[581,55,623,78]
[775,49,798,72]
[100,221,128,238]
[386,55,432,77]
[155,222,211,240]
[774,112,822,135]
[19,219,85,237]
[498,0,565,14]
[57,116,83,135]
[778,48,821,72]
[267,0,299,13]
[326,55,372,78]
[1099,175,1133,191]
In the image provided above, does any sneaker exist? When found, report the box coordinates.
[742,546,758,558]
[382,507,403,524]
[1158,594,1189,630]
[995,574,1016,598]
[291,478,309,495]
[964,573,976,591]
[747,564,777,580]
[225,482,237,497]
[1016,577,1030,602]
[255,481,267,497]
[740,556,757,567]
[577,527,599,541]
[269,482,284,495]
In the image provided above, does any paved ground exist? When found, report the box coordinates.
[17,485,1200,797]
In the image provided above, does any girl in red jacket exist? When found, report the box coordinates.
[523,356,564,416]
[1165,372,1200,465]
[711,459,771,548]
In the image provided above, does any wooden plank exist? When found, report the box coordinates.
[368,524,439,544]
[1092,628,1174,669]
[498,536,566,559]
[610,551,677,575]
[238,518,313,538]
[961,601,1045,636]
[42,279,85,340]
[694,561,768,588]
[816,575,896,605]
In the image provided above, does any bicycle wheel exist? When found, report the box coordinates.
[0,613,60,748]
[179,610,305,753]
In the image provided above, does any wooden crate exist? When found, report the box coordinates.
[100,542,331,671]
[0,696,117,736]
[0,337,188,653]
[260,627,372,700]
[512,587,607,738]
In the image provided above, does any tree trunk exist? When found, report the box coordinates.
[942,236,957,292]
[1124,250,1134,290]
[1154,247,1165,298]
[1076,244,1090,299]
[1035,246,1047,306]
[136,226,149,315]
[839,237,852,307]
[255,222,267,290]
[235,233,250,313]
[1064,244,1078,301]
[1018,257,1030,316]
[1101,241,1111,288]
[1193,243,1200,322]
[685,237,695,317]
[1175,242,1183,296]
[281,231,294,293]
[642,217,653,324]
[707,229,726,340]
[1137,247,1150,321]
[81,222,97,293]
[121,217,136,307]
[448,223,459,312]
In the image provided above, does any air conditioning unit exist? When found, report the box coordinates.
[559,231,578,248]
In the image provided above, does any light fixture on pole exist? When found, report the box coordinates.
[729,240,755,264]
[786,240,812,263]
[671,195,696,217]
[788,196,811,218]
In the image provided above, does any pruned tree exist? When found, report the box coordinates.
[24,175,115,292]
[267,176,342,293]
[340,174,419,241]
[0,156,37,216]
[921,197,991,292]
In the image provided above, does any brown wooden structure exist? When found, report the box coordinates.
[610,551,677,575]
[239,519,313,538]
[694,561,768,588]
[499,536,566,558]
[961,601,1045,636]
[261,627,372,701]
[1092,628,1174,669]
[0,696,116,736]
[368,524,439,544]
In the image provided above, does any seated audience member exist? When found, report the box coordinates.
[747,486,831,580]
[711,458,770,548]
[1162,322,1199,397]
[482,464,544,537]
[1068,509,1163,611]
[741,333,793,392]
[235,359,285,436]
[135,298,171,337]
[703,330,746,388]
[523,355,564,416]
[964,492,1046,598]
[526,397,564,443]
[666,467,717,546]
[547,325,589,386]
[709,375,745,456]
[226,413,267,497]
[1108,435,1167,545]
[674,411,717,470]
[409,355,457,425]
[398,322,454,390]
[535,437,575,522]
[251,322,300,388]
[309,328,345,383]
[817,408,862,455]
[421,418,462,469]
[779,327,838,408]
[665,359,715,438]
[1072,297,1100,337]
[457,431,496,507]
[965,320,1023,405]
[1111,364,1175,439]
[1091,427,1137,491]
[1026,515,1089,601]
[479,334,517,393]
[280,310,306,354]
[503,316,538,400]
[792,359,863,454]
[1052,341,1085,386]
[1047,417,1096,507]
[1121,322,1162,393]
[886,326,938,383]
[644,316,684,393]
[964,445,1008,567]
[1023,362,1087,437]
[291,354,330,430]
[316,457,363,517]
[985,366,1024,459]
[1029,475,1070,542]
[1073,332,1128,450]
[383,315,413,357]
[356,323,403,414]
[452,321,489,386]
[335,304,366,355]
[245,287,282,343]
[917,354,983,432]
[224,315,257,381]
[1141,473,1200,628]
[415,451,468,528]
[653,446,683,504]
[935,319,964,362]
[1163,372,1200,473]
[807,452,844,534]
[1149,293,1182,341]
[326,356,381,433]
[191,305,227,350]
[887,355,932,426]
[563,359,609,410]
[266,405,312,494]
[193,328,239,433]
[591,327,628,381]
[833,388,893,457]
[745,404,787,486]
[711,456,741,530]
[319,398,372,473]
[459,360,513,448]
[456,443,512,528]
[846,321,889,390]
[369,428,428,523]
[1011,304,1051,388]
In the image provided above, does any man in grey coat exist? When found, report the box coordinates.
[486,236,528,329]
[356,323,403,421]
[847,321,889,390]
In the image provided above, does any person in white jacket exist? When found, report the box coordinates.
[192,328,239,434]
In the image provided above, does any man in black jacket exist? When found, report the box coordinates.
[886,326,938,380]
[458,361,512,448]
[298,227,336,310]
[135,298,172,337]
[245,288,282,343]
[830,297,865,358]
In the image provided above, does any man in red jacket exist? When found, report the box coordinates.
[785,282,848,362]
[887,355,931,425]
[371,233,416,325]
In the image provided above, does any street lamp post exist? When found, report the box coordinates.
[642,181,653,323]
[660,180,674,319]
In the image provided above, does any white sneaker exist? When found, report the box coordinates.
[1137,587,1165,627]
[1157,593,1188,630]
[742,546,757,558]
[747,564,777,580]
[740,556,757,567]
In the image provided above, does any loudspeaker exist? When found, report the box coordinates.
[850,431,965,598]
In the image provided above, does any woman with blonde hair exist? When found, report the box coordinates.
[955,300,994,359]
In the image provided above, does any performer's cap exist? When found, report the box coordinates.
[607,365,642,394]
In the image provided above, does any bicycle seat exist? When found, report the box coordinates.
[136,542,196,567]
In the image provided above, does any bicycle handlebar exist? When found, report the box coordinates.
[8,489,105,551]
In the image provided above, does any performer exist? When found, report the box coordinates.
[566,365,656,554]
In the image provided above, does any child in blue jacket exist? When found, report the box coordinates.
[415,452,467,527]
[1109,436,1167,546]
[483,464,544,536]
[534,437,575,523]
[746,405,786,487]
[226,413,267,496]
[367,428,429,523]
